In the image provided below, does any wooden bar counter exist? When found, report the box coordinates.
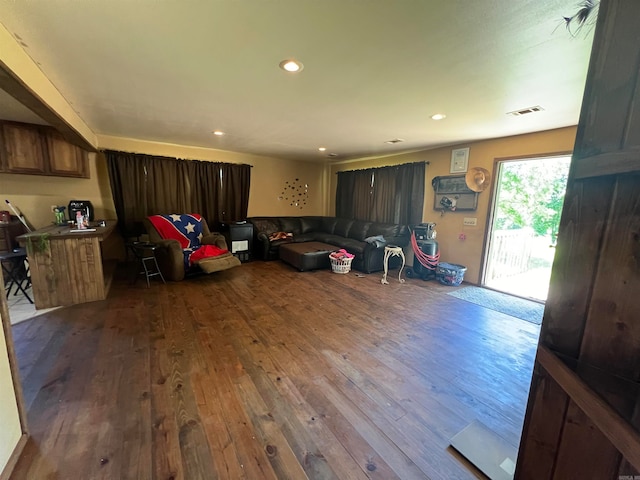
[17,221,118,309]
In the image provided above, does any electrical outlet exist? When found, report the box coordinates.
[51,205,58,213]
[463,217,477,226]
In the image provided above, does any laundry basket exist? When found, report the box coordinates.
[329,253,354,274]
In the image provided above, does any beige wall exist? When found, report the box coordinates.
[0,152,115,229]
[330,126,577,284]
[0,310,21,476]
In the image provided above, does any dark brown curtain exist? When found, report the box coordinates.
[336,169,374,220]
[335,162,425,225]
[188,160,220,229]
[220,163,251,227]
[106,150,251,236]
[395,162,425,225]
[335,170,356,218]
[370,166,397,223]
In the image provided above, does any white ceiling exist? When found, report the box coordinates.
[0,1,595,162]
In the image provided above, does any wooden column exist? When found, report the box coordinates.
[516,0,640,477]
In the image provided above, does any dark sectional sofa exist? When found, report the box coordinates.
[247,216,410,273]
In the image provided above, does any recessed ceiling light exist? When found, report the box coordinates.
[279,59,304,73]
[431,113,446,120]
[318,147,326,152]
[213,130,225,136]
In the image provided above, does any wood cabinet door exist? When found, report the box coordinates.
[0,123,46,174]
[44,130,89,178]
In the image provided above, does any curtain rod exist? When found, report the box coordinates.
[334,160,429,173]
[101,149,253,167]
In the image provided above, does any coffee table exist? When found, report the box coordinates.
[279,242,336,271]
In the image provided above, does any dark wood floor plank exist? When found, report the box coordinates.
[147,296,189,480]
[9,260,539,479]
[238,284,477,479]
[241,319,408,479]
[198,328,280,480]
[215,309,364,480]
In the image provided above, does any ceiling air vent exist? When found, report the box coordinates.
[507,106,544,116]
[384,138,405,144]
[327,153,339,158]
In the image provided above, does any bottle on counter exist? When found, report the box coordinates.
[76,210,86,230]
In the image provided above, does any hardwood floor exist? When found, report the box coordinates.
[9,260,540,479]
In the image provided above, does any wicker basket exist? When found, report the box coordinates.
[330,255,353,274]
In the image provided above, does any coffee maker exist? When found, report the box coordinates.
[68,200,94,222]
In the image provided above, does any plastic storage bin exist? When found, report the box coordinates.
[436,262,467,286]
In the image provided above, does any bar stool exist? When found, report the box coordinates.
[0,248,33,303]
[126,242,166,288]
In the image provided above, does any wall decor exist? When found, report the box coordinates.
[278,178,309,209]
[432,175,478,212]
[450,147,470,173]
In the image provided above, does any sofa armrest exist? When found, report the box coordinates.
[254,232,273,260]
[153,239,186,281]
[385,235,410,248]
[202,232,228,250]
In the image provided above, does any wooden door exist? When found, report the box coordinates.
[44,130,89,178]
[516,0,640,478]
[0,122,46,174]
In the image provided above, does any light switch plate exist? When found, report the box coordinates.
[463,217,477,226]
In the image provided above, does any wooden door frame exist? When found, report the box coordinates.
[0,274,28,480]
[478,151,573,288]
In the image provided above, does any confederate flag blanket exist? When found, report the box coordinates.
[148,214,228,270]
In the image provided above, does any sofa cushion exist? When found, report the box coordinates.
[367,222,401,238]
[313,233,345,245]
[279,217,302,235]
[334,218,354,238]
[339,238,367,254]
[348,220,371,241]
[251,218,280,235]
[292,232,318,243]
[320,217,338,234]
[270,237,294,249]
[300,216,323,233]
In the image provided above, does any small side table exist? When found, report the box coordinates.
[381,245,406,285]
[127,242,166,288]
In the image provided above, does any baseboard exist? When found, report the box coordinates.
[0,433,28,480]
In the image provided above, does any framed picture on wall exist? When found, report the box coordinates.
[450,148,469,173]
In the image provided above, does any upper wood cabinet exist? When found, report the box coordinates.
[0,121,89,178]
[44,130,89,178]
[1,122,47,174]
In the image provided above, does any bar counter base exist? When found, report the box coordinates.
[18,221,118,309]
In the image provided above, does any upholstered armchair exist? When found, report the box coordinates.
[144,214,240,281]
